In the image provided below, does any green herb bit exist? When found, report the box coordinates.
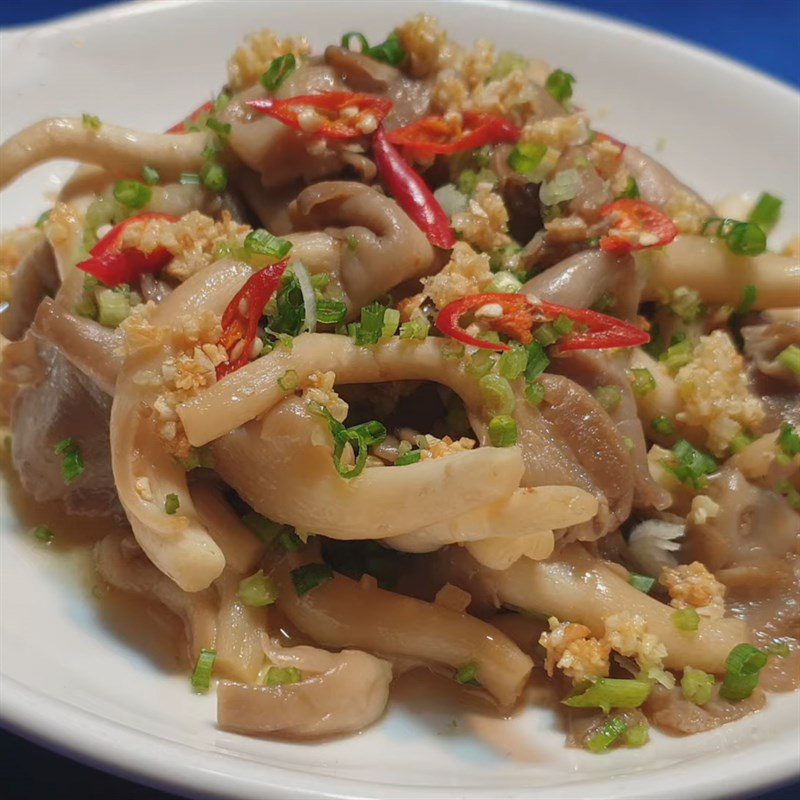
[479,374,516,416]
[777,423,800,457]
[245,229,293,261]
[618,176,640,199]
[490,50,526,80]
[202,162,228,192]
[238,569,279,607]
[735,284,758,316]
[267,666,301,686]
[630,367,656,397]
[54,437,84,484]
[455,662,480,686]
[180,172,202,185]
[592,290,616,313]
[279,530,304,551]
[180,445,215,471]
[563,678,652,714]
[81,113,102,131]
[552,313,574,337]
[498,346,528,380]
[142,165,160,185]
[113,179,151,210]
[776,344,800,375]
[466,349,497,378]
[664,439,718,489]
[489,270,522,295]
[32,525,54,543]
[291,562,334,596]
[777,479,800,510]
[205,117,231,137]
[766,641,790,658]
[190,649,216,694]
[586,717,627,754]
[508,142,547,175]
[659,337,693,372]
[316,299,348,325]
[728,432,755,455]
[97,287,132,327]
[35,209,52,229]
[524,341,549,382]
[672,607,700,633]
[241,511,284,544]
[628,573,655,594]
[164,493,180,515]
[748,192,782,232]
[595,385,621,413]
[652,416,676,436]
[278,369,299,392]
[381,307,401,338]
[488,415,518,447]
[681,667,715,705]
[545,69,575,103]
[720,643,767,701]
[623,723,649,748]
[524,380,546,406]
[395,450,422,466]
[670,286,703,323]
[398,317,430,341]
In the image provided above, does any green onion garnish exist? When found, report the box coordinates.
[488,415,518,447]
[278,369,299,392]
[164,493,180,515]
[312,404,386,479]
[455,662,480,686]
[508,142,547,175]
[479,374,516,416]
[244,229,293,260]
[395,450,422,466]
[735,284,758,316]
[54,438,84,484]
[623,723,649,748]
[291,562,334,596]
[595,385,621,413]
[628,573,655,594]
[563,678,652,714]
[142,165,160,185]
[728,432,755,455]
[630,368,656,396]
[113,179,151,210]
[180,172,201,185]
[261,53,296,91]
[497,346,528,380]
[82,113,101,131]
[190,648,216,693]
[205,117,231,137]
[398,316,430,341]
[316,299,348,325]
[466,349,497,378]
[586,717,627,754]
[776,344,800,376]
[552,313,574,337]
[35,209,52,229]
[266,666,301,686]
[672,607,700,632]
[525,341,550,381]
[202,162,228,192]
[748,192,782,232]
[663,439,718,489]
[659,338,693,372]
[32,525,54,543]
[238,569,279,607]
[777,478,800,510]
[720,643,767,701]
[766,641,790,658]
[777,423,800,457]
[341,30,406,67]
[545,69,575,103]
[524,380,546,406]
[681,667,715,705]
[703,217,767,256]
[241,512,284,544]
[618,177,640,200]
[96,287,132,328]
[652,416,675,436]
[669,287,704,323]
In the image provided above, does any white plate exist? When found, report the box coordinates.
[1,1,799,798]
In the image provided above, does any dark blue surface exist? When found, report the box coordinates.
[0,2,798,799]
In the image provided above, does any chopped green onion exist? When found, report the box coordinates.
[279,530,303,551]
[498,346,528,380]
[238,569,279,607]
[245,229,293,260]
[241,512,283,544]
[660,338,693,372]
[720,643,767,701]
[96,287,132,327]
[592,290,616,313]
[113,179,151,210]
[623,723,649,748]
[727,221,767,256]
[545,69,575,104]
[595,385,621,413]
[777,478,800,510]
[205,117,231,137]
[312,405,386,479]
[316,299,348,325]
[261,52,297,91]
[552,313,574,337]
[728,432,755,454]
[291,562,334,596]
[381,307,401,338]
[399,317,430,341]
[341,30,406,67]
[35,209,52,229]
[672,607,700,632]
[142,165,160,185]
[524,380,546,406]
[777,423,800,457]
[190,649,216,693]
[508,142,547,175]
[681,667,715,705]
[466,349,497,378]
[54,438,84,484]
[489,270,523,294]
[180,445,215,471]
[618,177,640,199]
[455,662,480,686]
[776,344,800,375]
[180,172,201,185]
[748,192,782,232]
[267,666,301,686]
[534,322,558,346]
[669,286,703,323]
[457,169,479,196]
[735,284,758,316]
[32,525,54,543]
[479,374,516,416]
[652,416,675,436]
[490,51,526,80]
[586,717,627,754]
[82,113,101,131]
[766,641,790,658]
[395,450,422,466]
[488,415,518,447]
[278,369,299,392]
[524,342,549,381]
[164,493,180,515]
[630,368,656,396]
[202,162,228,192]
[628,573,655,594]
[663,439,718,489]
[563,678,652,714]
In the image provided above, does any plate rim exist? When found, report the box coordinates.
[1,1,799,799]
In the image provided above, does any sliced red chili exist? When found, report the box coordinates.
[387,112,520,156]
[598,199,678,254]
[216,259,289,379]
[373,126,455,250]
[168,100,215,134]
[435,292,650,353]
[247,92,393,139]
[77,213,178,286]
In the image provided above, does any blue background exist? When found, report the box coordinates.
[1,1,798,799]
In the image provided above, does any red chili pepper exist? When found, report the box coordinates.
[216,259,289,379]
[387,112,520,156]
[77,213,179,286]
[247,92,393,139]
[373,126,455,250]
[598,199,678,254]
[168,100,215,134]
[435,292,649,353]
